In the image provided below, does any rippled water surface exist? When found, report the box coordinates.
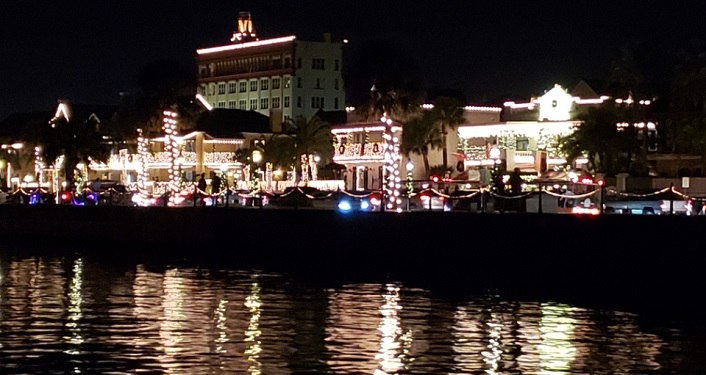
[0,254,704,374]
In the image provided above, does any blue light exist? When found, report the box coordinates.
[360,200,370,210]
[338,200,352,211]
[29,193,40,205]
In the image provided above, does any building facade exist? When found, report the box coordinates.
[196,12,345,129]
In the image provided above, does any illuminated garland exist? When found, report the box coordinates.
[382,115,402,212]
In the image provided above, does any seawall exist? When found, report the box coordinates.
[1,206,704,317]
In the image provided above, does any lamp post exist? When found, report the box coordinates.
[405,161,414,211]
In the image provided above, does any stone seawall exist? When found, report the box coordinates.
[1,206,704,317]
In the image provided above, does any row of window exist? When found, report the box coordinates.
[200,56,340,79]
[199,54,293,78]
[298,58,340,71]
[206,77,341,96]
[210,77,291,95]
[214,96,340,110]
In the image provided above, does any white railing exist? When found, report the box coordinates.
[205,152,236,165]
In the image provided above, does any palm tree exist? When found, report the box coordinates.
[282,116,333,181]
[559,104,637,176]
[259,134,298,171]
[357,87,422,123]
[401,111,442,177]
[430,97,465,172]
[41,115,109,191]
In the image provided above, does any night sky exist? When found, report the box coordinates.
[2,1,706,119]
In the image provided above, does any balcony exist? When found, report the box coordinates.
[334,142,385,162]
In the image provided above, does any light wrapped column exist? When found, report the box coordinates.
[135,128,151,206]
[162,110,181,206]
[382,115,402,212]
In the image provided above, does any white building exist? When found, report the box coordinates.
[196,12,345,130]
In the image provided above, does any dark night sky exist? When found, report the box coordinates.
[2,1,706,119]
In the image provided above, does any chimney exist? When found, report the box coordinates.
[323,33,332,43]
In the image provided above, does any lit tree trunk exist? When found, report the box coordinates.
[63,156,77,192]
[422,149,430,178]
[442,128,448,172]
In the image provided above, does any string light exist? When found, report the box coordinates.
[382,115,402,212]
[162,110,182,206]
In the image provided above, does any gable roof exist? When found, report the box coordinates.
[53,102,118,124]
[196,109,271,138]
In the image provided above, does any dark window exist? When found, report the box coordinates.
[261,79,269,91]
[250,80,258,91]
[312,58,325,70]
[284,96,290,108]
[272,78,281,90]
[218,83,226,95]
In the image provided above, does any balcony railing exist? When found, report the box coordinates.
[334,142,385,161]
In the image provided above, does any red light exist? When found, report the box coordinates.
[61,192,71,202]
[598,180,605,186]
[431,176,439,183]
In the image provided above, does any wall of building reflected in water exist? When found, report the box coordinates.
[0,255,691,373]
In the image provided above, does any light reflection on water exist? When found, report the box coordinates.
[0,255,696,373]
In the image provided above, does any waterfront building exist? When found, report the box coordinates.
[332,106,501,190]
[196,12,345,131]
[457,83,659,178]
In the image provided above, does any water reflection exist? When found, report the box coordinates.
[537,304,577,374]
[64,258,84,356]
[0,255,694,373]
[244,279,262,375]
[375,284,413,374]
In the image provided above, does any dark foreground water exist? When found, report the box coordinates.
[1,253,705,374]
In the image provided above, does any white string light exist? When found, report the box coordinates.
[382,115,402,213]
[162,110,181,206]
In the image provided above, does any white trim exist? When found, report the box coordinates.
[197,36,297,55]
